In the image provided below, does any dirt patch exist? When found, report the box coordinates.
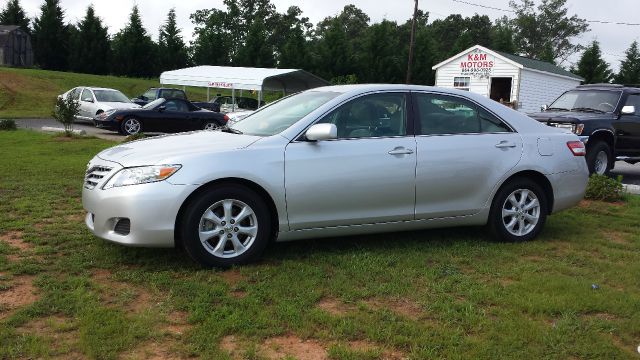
[0,231,31,251]
[119,339,185,360]
[317,297,355,316]
[262,336,327,360]
[582,311,620,321]
[65,213,86,223]
[164,310,191,336]
[348,340,406,360]
[220,269,244,286]
[92,269,155,314]
[604,232,630,245]
[220,269,247,298]
[0,275,38,319]
[17,315,83,358]
[366,298,422,321]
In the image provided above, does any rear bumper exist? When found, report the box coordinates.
[548,166,589,213]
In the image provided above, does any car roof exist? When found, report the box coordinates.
[81,87,122,92]
[575,84,640,91]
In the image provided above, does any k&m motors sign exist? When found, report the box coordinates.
[460,50,494,78]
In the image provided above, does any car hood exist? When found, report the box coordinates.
[100,102,141,110]
[97,131,262,167]
[528,111,616,123]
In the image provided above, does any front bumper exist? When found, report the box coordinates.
[578,135,589,144]
[93,118,120,132]
[82,158,198,247]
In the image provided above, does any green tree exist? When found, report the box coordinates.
[272,6,311,69]
[509,0,589,64]
[68,5,111,74]
[235,17,275,67]
[573,41,613,84]
[0,0,30,33]
[490,17,516,54]
[190,9,232,66]
[32,0,69,70]
[158,8,189,71]
[111,6,157,77]
[615,41,640,85]
[360,20,403,83]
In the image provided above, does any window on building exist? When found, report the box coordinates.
[453,77,470,91]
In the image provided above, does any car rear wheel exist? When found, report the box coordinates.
[120,117,142,135]
[586,141,612,175]
[180,185,271,268]
[489,178,547,242]
[203,121,220,131]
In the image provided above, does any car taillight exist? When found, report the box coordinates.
[567,141,586,156]
[223,115,229,122]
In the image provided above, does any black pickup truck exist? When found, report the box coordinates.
[529,84,640,175]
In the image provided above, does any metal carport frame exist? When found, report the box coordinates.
[159,66,329,111]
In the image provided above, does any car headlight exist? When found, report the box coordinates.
[103,165,181,189]
[96,109,117,120]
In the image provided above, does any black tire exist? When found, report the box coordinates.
[489,178,548,242]
[586,141,612,175]
[120,117,142,135]
[180,185,271,268]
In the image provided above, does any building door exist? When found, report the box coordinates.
[490,77,512,102]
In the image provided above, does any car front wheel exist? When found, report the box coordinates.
[489,178,548,242]
[120,117,142,135]
[180,185,271,268]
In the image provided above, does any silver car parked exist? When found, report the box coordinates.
[59,87,141,122]
[83,85,589,267]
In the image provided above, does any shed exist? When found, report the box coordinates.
[0,25,33,67]
[432,45,583,113]
[160,65,330,108]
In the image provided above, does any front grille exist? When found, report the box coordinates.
[114,218,130,235]
[84,165,113,189]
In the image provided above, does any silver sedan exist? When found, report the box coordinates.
[82,85,589,267]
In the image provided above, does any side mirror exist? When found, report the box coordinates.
[541,104,548,112]
[621,105,635,115]
[158,105,166,112]
[305,123,337,141]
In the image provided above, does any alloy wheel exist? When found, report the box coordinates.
[198,199,258,258]
[124,118,141,135]
[501,189,541,237]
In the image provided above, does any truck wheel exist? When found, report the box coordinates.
[586,141,612,175]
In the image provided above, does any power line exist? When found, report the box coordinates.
[451,0,640,26]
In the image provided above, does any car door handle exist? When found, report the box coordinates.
[495,141,517,148]
[388,147,414,155]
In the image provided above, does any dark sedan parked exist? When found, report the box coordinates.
[94,98,226,135]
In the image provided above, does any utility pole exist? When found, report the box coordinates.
[406,0,419,84]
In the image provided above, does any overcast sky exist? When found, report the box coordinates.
[13,0,640,70]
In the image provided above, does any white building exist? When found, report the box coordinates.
[432,45,583,113]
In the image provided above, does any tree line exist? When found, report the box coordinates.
[1,0,639,85]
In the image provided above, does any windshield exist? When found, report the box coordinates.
[231,91,340,136]
[549,90,622,113]
[94,90,131,103]
[143,98,165,109]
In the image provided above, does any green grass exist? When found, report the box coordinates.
[1,129,640,359]
[0,67,278,119]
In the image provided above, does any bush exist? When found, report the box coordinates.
[52,94,80,136]
[124,133,147,143]
[585,174,624,202]
[0,119,17,130]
